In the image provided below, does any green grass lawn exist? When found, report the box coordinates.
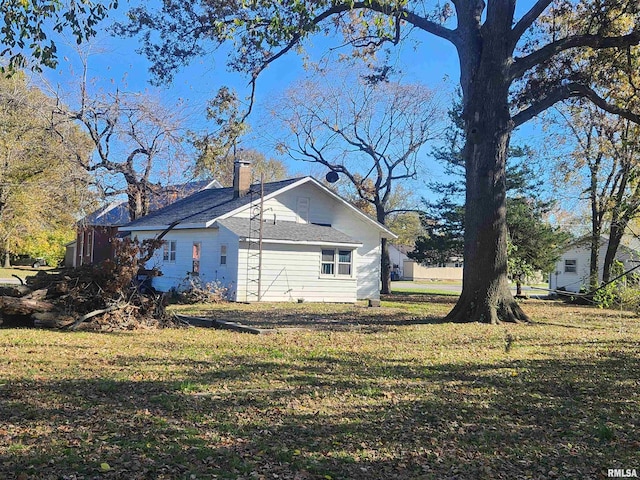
[390,286,461,296]
[0,267,43,281]
[1,297,638,479]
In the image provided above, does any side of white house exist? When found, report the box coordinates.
[388,245,409,279]
[549,239,640,293]
[234,241,358,303]
[126,177,392,303]
[229,181,384,300]
[549,244,591,293]
[132,228,240,299]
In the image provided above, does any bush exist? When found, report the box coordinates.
[593,282,619,309]
[618,286,640,316]
[174,275,229,304]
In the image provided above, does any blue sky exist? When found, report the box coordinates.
[38,2,556,210]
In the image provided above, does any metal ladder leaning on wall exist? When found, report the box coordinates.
[245,176,264,302]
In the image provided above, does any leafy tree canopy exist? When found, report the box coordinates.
[0,72,94,265]
[2,0,116,72]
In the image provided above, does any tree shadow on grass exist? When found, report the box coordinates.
[190,304,456,332]
[1,347,638,479]
[381,292,459,303]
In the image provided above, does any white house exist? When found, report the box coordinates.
[122,161,396,302]
[549,236,640,293]
[388,244,411,280]
[387,245,464,281]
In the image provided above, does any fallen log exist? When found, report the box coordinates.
[67,305,124,331]
[0,285,32,298]
[0,296,54,315]
[24,288,49,301]
[175,314,275,335]
[32,312,75,329]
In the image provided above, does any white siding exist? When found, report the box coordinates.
[233,195,300,223]
[549,240,640,293]
[313,192,382,300]
[132,228,239,298]
[229,182,383,300]
[130,179,387,302]
[549,245,591,293]
[388,245,409,278]
[235,242,357,302]
[216,226,241,301]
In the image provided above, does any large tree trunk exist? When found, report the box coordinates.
[3,239,10,268]
[380,237,391,294]
[127,180,151,221]
[445,122,528,323]
[602,222,624,284]
[377,206,391,294]
[589,234,601,289]
[589,167,602,289]
[445,17,529,324]
[515,277,523,297]
[128,184,144,221]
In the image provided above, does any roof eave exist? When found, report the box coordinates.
[122,223,212,232]
[238,238,363,248]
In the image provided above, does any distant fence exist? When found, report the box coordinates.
[402,261,462,281]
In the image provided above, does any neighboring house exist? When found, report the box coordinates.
[403,256,464,281]
[549,236,640,293]
[122,161,396,302]
[388,244,411,280]
[76,179,222,266]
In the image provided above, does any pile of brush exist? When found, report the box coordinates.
[0,239,184,331]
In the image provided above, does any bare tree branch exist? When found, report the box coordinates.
[513,82,640,127]
[511,30,640,81]
[510,0,554,50]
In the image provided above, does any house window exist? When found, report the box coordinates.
[321,249,335,275]
[220,245,227,266]
[564,259,577,273]
[338,250,352,275]
[163,240,176,263]
[192,242,201,275]
[321,249,353,277]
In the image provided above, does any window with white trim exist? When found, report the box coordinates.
[564,259,577,273]
[321,249,335,275]
[321,248,353,277]
[163,240,176,263]
[220,244,227,266]
[338,250,352,275]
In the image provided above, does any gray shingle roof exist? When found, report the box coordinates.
[83,179,222,227]
[218,217,361,245]
[124,178,301,229]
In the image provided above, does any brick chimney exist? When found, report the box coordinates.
[233,160,251,198]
